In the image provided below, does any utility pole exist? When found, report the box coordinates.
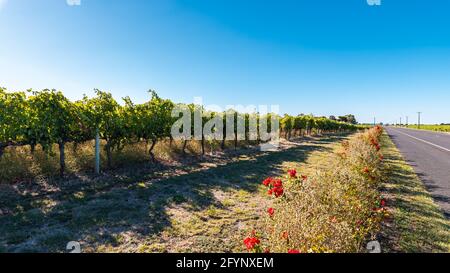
[406,116,409,126]
[417,112,422,129]
[400,117,402,126]
[373,117,376,126]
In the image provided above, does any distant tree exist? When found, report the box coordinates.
[338,114,357,125]
[346,114,357,124]
[338,116,348,123]
[329,115,337,121]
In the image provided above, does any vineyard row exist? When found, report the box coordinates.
[1,88,361,176]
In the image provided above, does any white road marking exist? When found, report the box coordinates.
[390,128,450,153]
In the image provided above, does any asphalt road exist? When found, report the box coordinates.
[386,127,450,218]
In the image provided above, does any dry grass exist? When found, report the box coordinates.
[0,134,350,253]
[0,139,258,184]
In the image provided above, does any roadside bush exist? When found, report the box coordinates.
[244,126,388,253]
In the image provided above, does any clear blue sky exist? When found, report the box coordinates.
[1,0,450,124]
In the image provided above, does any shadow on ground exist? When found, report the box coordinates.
[0,135,345,253]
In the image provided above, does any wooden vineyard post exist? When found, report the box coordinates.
[95,128,100,174]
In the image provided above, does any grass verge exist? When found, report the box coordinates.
[406,125,450,133]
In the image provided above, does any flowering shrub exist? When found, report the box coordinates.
[243,126,388,253]
[288,169,297,178]
[243,230,262,253]
[263,177,284,198]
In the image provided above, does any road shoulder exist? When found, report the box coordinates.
[380,133,450,252]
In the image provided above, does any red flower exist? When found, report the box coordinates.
[282,231,289,240]
[288,249,301,254]
[363,167,370,174]
[265,179,284,198]
[267,207,275,217]
[370,138,379,146]
[273,179,283,188]
[288,169,297,178]
[243,237,260,251]
[380,199,387,207]
[264,248,271,253]
[273,187,284,197]
[379,154,384,161]
[301,175,308,181]
[263,177,274,187]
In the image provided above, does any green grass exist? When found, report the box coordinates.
[405,124,450,133]
[380,133,450,252]
[0,134,349,253]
